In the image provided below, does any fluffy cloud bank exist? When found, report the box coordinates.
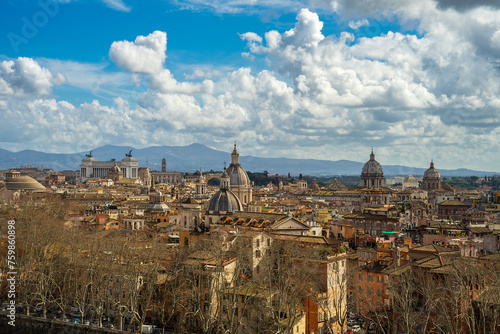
[0,57,66,96]
[237,5,500,162]
[3,1,500,170]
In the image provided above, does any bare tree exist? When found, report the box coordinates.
[127,233,165,332]
[434,259,500,334]
[13,200,66,318]
[153,247,189,331]
[317,253,350,334]
[255,240,312,334]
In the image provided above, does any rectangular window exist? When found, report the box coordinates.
[358,273,362,281]
[368,274,373,282]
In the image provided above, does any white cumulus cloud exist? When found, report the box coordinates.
[109,31,167,74]
[0,57,66,96]
[4,3,500,171]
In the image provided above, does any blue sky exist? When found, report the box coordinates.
[1,0,500,171]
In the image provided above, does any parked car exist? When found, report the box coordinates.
[352,325,362,332]
[346,329,354,334]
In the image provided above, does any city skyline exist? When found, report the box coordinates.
[1,0,500,171]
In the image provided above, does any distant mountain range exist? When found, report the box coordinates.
[0,144,497,177]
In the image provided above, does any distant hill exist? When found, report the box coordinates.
[0,144,497,177]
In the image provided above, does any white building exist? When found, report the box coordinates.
[79,151,139,181]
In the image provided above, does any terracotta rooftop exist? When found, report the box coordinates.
[411,244,458,253]
[271,233,330,245]
[438,200,467,206]
[468,226,492,234]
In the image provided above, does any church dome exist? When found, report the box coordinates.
[404,175,417,182]
[424,161,441,179]
[207,188,243,214]
[309,178,320,191]
[226,164,250,186]
[110,162,122,173]
[361,150,384,177]
[226,144,250,186]
[5,175,45,191]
